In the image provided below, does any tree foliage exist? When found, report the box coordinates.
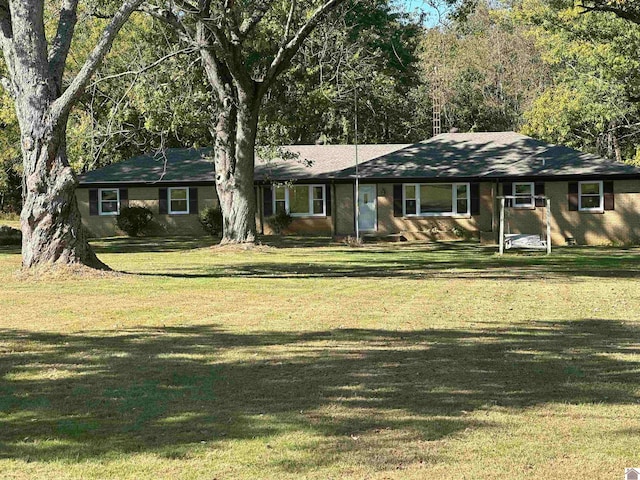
[0,85,20,212]
[2,0,640,221]
[520,0,640,161]
[259,0,430,145]
[422,1,549,133]
[69,15,212,174]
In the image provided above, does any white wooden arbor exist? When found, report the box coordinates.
[497,196,552,255]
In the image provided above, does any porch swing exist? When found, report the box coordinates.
[497,195,552,255]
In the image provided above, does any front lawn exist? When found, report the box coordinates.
[0,213,20,230]
[0,238,639,479]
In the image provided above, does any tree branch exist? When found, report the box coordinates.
[143,1,252,93]
[139,3,195,44]
[284,0,296,39]
[0,0,14,81]
[48,0,80,90]
[578,1,640,24]
[200,19,254,93]
[239,1,271,37]
[50,0,145,123]
[218,2,243,45]
[197,21,234,102]
[259,0,345,94]
[0,75,14,98]
[87,46,196,87]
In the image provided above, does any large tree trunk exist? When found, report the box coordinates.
[20,129,106,269]
[212,92,260,244]
[189,0,346,244]
[11,51,105,269]
[1,0,143,269]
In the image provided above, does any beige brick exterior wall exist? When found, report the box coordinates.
[335,183,356,235]
[78,180,640,244]
[502,180,640,245]
[262,217,333,235]
[258,184,334,236]
[81,184,334,238]
[335,182,494,240]
[77,186,218,237]
[379,182,493,240]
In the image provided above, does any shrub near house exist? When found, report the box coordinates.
[0,225,21,245]
[117,206,153,237]
[199,207,223,236]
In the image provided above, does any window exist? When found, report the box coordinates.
[273,185,326,216]
[312,186,325,214]
[403,183,470,216]
[289,185,309,215]
[98,189,119,216]
[404,185,417,215]
[579,181,603,212]
[513,182,534,208]
[274,186,286,214]
[169,187,189,214]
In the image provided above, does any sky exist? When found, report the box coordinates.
[396,0,453,27]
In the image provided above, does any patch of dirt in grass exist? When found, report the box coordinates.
[210,242,277,253]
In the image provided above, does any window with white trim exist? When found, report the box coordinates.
[98,188,120,216]
[169,187,189,214]
[273,185,326,216]
[403,183,470,216]
[513,182,534,208]
[274,186,286,214]
[579,181,603,212]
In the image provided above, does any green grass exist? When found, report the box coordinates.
[1,237,639,479]
[0,212,19,229]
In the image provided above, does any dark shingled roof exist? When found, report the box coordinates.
[254,144,410,181]
[80,148,215,184]
[79,144,409,184]
[79,132,640,185]
[338,132,640,179]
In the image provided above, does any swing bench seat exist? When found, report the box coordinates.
[498,195,552,255]
[504,234,548,250]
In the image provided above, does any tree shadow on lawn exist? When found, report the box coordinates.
[2,237,635,279]
[91,235,339,254]
[90,236,218,254]
[4,237,640,279]
[126,242,640,280]
[0,319,638,469]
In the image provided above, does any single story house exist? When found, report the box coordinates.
[77,132,640,245]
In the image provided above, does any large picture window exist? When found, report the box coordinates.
[273,185,326,216]
[403,183,470,217]
[169,187,190,214]
[579,181,603,212]
[98,188,120,216]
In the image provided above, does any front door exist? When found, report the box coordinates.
[358,184,377,231]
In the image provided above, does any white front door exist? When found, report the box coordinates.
[358,184,377,231]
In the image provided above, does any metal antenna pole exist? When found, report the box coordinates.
[355,84,360,241]
[546,197,552,255]
[499,197,505,255]
[432,66,442,137]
